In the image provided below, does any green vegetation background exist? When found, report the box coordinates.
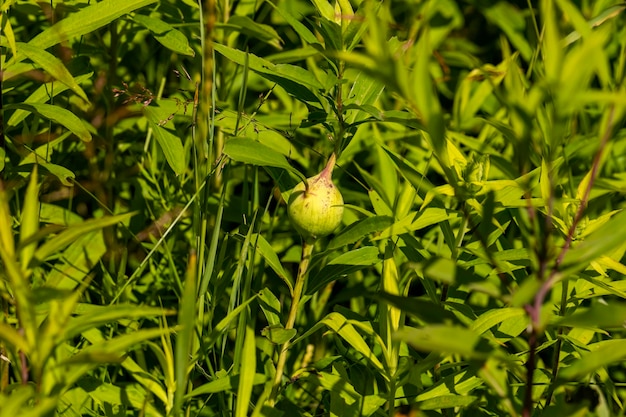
[1,0,626,416]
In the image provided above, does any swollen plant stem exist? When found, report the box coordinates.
[269,239,315,405]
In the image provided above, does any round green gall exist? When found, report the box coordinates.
[288,153,344,240]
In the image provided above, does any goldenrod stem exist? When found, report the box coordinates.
[268,238,315,405]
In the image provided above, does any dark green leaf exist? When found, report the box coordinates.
[327,215,394,250]
[5,103,92,142]
[394,325,492,359]
[308,246,381,294]
[134,14,195,56]
[149,121,186,176]
[223,138,304,182]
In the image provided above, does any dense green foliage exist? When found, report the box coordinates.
[2,1,626,416]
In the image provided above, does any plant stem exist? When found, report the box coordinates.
[521,106,615,417]
[268,238,315,405]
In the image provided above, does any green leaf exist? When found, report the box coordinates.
[258,289,282,327]
[564,4,626,45]
[224,15,282,49]
[252,233,293,293]
[223,138,304,182]
[121,357,168,404]
[33,212,135,266]
[416,369,483,401]
[214,43,323,103]
[29,0,158,50]
[374,208,458,240]
[205,295,258,350]
[294,312,385,373]
[19,167,40,271]
[16,42,90,103]
[471,308,527,335]
[559,339,626,380]
[46,231,105,289]
[65,304,174,340]
[261,325,297,345]
[4,103,92,142]
[235,326,256,417]
[552,303,626,330]
[481,3,532,61]
[328,215,394,250]
[418,395,478,410]
[186,374,267,397]
[394,325,492,359]
[28,161,75,186]
[308,246,381,294]
[149,121,186,176]
[0,322,29,353]
[561,210,626,269]
[64,327,177,365]
[133,14,195,56]
[269,1,320,46]
[0,183,14,257]
[7,73,92,127]
[174,252,197,413]
[314,371,386,416]
[423,257,456,285]
[310,0,336,21]
[542,0,563,84]
[374,292,460,324]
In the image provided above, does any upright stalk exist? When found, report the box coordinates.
[521,106,615,417]
[268,239,315,405]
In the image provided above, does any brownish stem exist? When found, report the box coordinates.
[522,106,615,416]
[268,239,314,405]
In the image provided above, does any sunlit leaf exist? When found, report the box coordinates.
[33,212,135,266]
[559,339,626,380]
[4,103,92,142]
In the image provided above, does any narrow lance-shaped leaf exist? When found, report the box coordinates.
[308,246,381,294]
[65,304,175,340]
[214,43,323,103]
[552,303,626,330]
[235,325,256,417]
[16,42,90,103]
[33,212,135,266]
[223,138,305,183]
[4,103,92,142]
[19,166,41,272]
[29,0,158,50]
[174,251,197,414]
[251,233,293,293]
[293,312,386,373]
[394,325,494,359]
[0,180,15,257]
[0,322,29,354]
[559,339,626,381]
[7,73,93,127]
